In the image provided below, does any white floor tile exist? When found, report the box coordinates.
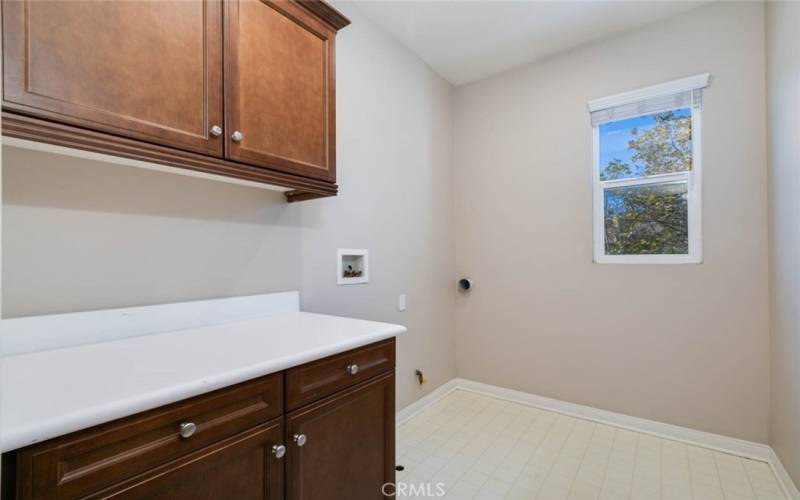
[396,390,789,500]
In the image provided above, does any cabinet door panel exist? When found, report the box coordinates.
[96,418,284,500]
[286,373,395,500]
[225,0,336,181]
[2,0,223,156]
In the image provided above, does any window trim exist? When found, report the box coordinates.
[591,86,703,265]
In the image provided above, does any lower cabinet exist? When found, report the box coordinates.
[286,373,395,500]
[102,418,285,500]
[1,338,396,500]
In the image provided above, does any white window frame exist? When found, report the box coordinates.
[589,75,708,264]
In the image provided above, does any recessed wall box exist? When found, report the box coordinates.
[337,249,369,285]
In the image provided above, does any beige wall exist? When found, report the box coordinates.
[452,1,770,441]
[766,0,800,484]
[2,146,303,317]
[296,3,457,409]
[1,0,779,442]
[1,4,455,409]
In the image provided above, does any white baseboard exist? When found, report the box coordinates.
[770,447,800,500]
[396,378,462,425]
[397,378,800,500]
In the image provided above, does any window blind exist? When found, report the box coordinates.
[590,89,702,127]
[587,74,710,127]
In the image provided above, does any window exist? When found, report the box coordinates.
[589,74,709,264]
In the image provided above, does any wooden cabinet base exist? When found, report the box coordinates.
[1,338,396,500]
[287,373,395,500]
[1,112,337,202]
[92,418,285,500]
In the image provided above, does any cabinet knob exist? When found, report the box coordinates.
[272,444,286,458]
[179,422,197,439]
[231,131,243,143]
[293,433,307,447]
[347,364,359,375]
[209,125,223,137]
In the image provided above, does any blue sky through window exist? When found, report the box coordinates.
[599,107,691,180]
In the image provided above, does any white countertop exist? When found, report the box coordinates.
[0,293,406,452]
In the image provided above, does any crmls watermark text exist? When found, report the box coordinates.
[381,481,446,497]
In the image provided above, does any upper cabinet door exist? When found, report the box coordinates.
[2,0,224,156]
[225,0,336,182]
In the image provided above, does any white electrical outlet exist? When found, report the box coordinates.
[398,294,406,311]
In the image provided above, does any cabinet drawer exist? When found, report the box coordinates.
[14,372,283,500]
[87,417,285,500]
[286,338,395,411]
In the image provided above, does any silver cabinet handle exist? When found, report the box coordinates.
[231,131,243,142]
[209,125,223,137]
[293,433,307,447]
[347,364,359,375]
[179,422,197,439]
[272,444,286,458]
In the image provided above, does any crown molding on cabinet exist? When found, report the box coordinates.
[297,0,351,30]
[1,112,337,202]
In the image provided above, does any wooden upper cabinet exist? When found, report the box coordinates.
[1,0,224,156]
[1,0,348,199]
[224,0,337,181]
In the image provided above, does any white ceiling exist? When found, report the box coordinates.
[352,1,709,86]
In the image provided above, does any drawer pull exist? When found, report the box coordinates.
[272,444,286,458]
[293,433,307,447]
[347,363,359,375]
[231,130,243,143]
[209,125,223,137]
[179,422,197,439]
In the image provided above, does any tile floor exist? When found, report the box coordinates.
[395,390,787,500]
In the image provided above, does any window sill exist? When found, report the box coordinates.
[594,255,702,265]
